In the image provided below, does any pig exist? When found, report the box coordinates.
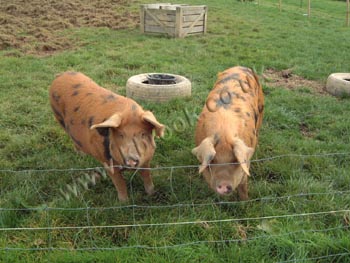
[192,66,264,200]
[49,71,165,202]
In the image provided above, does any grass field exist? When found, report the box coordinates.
[1,0,350,262]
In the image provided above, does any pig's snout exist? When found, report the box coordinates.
[125,156,139,167]
[216,182,233,195]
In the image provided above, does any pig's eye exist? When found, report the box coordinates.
[118,133,124,139]
[141,132,147,138]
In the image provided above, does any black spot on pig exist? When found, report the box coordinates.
[238,80,250,93]
[213,133,220,145]
[96,127,109,137]
[236,94,246,101]
[239,66,253,76]
[217,73,240,86]
[72,83,82,89]
[88,116,94,128]
[99,129,112,161]
[52,106,65,129]
[101,94,117,104]
[258,104,264,113]
[52,92,60,103]
[72,90,79,96]
[70,134,83,148]
[107,94,116,100]
[254,111,259,126]
[206,154,215,163]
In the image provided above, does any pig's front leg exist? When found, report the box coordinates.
[237,175,249,201]
[104,161,128,202]
[140,167,155,196]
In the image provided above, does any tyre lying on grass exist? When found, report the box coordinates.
[126,73,191,103]
[326,73,350,97]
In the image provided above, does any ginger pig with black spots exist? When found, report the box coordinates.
[192,66,264,200]
[49,71,165,202]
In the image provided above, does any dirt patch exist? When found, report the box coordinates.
[262,68,327,95]
[0,0,139,55]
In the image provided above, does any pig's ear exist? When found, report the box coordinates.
[232,138,254,176]
[142,111,165,138]
[90,113,122,129]
[191,135,218,174]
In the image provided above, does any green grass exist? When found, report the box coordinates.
[1,0,350,262]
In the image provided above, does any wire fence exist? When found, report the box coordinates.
[1,152,350,262]
[241,0,350,27]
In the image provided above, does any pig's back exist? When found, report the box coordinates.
[195,66,264,149]
[49,71,129,155]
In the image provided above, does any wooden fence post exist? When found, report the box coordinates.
[140,5,145,34]
[347,0,349,27]
[175,6,183,38]
[279,0,282,12]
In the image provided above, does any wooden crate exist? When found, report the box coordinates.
[140,3,207,38]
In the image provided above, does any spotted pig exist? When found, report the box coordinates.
[49,71,165,202]
[192,66,264,200]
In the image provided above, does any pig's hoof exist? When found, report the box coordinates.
[74,146,86,155]
[145,187,155,196]
[118,195,129,203]
[239,195,249,201]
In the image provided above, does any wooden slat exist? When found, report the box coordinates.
[146,19,203,28]
[159,4,191,10]
[181,5,207,11]
[146,9,176,17]
[142,3,171,9]
[183,15,204,22]
[145,14,176,22]
[159,5,180,10]
[145,19,176,27]
[180,11,205,37]
[186,25,204,34]
[183,20,204,28]
[141,4,207,38]
[145,25,175,35]
[144,9,176,36]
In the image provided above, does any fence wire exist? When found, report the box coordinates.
[0,151,349,173]
[247,0,349,26]
[1,152,350,262]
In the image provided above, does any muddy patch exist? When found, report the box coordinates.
[262,68,327,95]
[0,0,138,55]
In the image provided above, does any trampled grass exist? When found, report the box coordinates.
[1,0,350,262]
